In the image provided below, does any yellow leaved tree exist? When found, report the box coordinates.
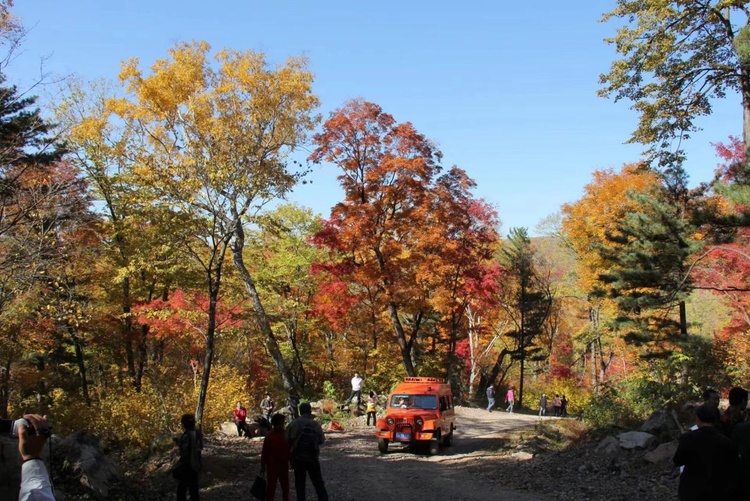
[108,41,319,424]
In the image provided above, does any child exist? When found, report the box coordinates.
[261,413,291,501]
[366,391,378,426]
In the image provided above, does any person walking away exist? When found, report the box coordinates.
[505,387,515,413]
[260,393,275,421]
[539,394,548,416]
[343,372,364,409]
[233,401,250,437]
[561,395,568,417]
[287,402,329,501]
[673,404,740,500]
[553,395,562,416]
[732,416,750,498]
[366,391,378,426]
[720,387,748,437]
[486,384,496,412]
[176,413,203,501]
[261,413,291,501]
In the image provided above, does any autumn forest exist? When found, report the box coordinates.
[2,1,750,449]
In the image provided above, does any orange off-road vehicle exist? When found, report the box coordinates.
[375,376,456,455]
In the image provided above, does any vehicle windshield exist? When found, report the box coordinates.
[389,394,438,410]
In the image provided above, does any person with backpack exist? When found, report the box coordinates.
[175,413,203,501]
[286,402,329,501]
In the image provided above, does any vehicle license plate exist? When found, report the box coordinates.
[395,432,411,440]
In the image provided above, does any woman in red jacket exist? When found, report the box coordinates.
[233,401,250,437]
[261,413,291,501]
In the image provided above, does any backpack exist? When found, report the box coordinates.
[292,423,319,461]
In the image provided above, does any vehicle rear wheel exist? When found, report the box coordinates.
[428,430,440,455]
[378,438,389,454]
[443,427,454,447]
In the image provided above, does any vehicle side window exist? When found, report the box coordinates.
[439,396,447,411]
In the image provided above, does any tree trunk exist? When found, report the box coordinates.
[135,324,149,392]
[742,63,750,164]
[679,300,688,335]
[68,325,91,406]
[0,355,11,419]
[387,302,417,376]
[232,221,297,393]
[195,285,218,426]
[122,276,136,386]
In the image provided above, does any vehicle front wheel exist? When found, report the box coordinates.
[428,430,441,455]
[378,438,389,454]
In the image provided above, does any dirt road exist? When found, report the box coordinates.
[191,406,551,501]
[320,406,549,501]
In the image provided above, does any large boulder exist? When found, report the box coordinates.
[644,440,678,463]
[55,431,123,498]
[641,409,679,438]
[617,430,656,450]
[595,435,620,456]
[219,421,238,436]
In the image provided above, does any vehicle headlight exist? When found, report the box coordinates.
[415,417,424,427]
[386,417,394,426]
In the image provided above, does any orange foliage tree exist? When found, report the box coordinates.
[310,99,501,381]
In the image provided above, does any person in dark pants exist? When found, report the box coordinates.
[286,402,329,501]
[233,401,250,437]
[176,413,203,501]
[673,404,740,500]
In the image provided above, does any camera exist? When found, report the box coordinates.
[0,418,51,437]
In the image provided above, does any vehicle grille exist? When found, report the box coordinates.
[395,422,413,432]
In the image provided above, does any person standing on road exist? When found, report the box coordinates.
[287,402,329,501]
[261,413,291,501]
[539,394,548,416]
[553,395,562,416]
[175,413,203,501]
[366,391,378,426]
[673,404,740,499]
[505,387,515,413]
[233,401,250,437]
[486,384,496,412]
[561,395,569,417]
[343,372,364,409]
[260,393,275,421]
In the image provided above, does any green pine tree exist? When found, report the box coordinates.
[497,227,553,408]
[595,183,702,357]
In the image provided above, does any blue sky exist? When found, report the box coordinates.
[11,1,739,235]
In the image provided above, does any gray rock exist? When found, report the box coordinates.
[618,430,656,450]
[511,451,534,461]
[641,410,677,435]
[219,421,238,436]
[644,440,678,463]
[595,435,620,456]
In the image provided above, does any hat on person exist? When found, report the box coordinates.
[299,402,312,415]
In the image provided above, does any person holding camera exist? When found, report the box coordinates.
[17,414,55,501]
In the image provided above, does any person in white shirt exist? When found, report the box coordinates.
[17,414,55,501]
[343,372,364,408]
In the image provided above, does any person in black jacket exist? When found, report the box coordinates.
[673,404,740,500]
[175,414,203,501]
